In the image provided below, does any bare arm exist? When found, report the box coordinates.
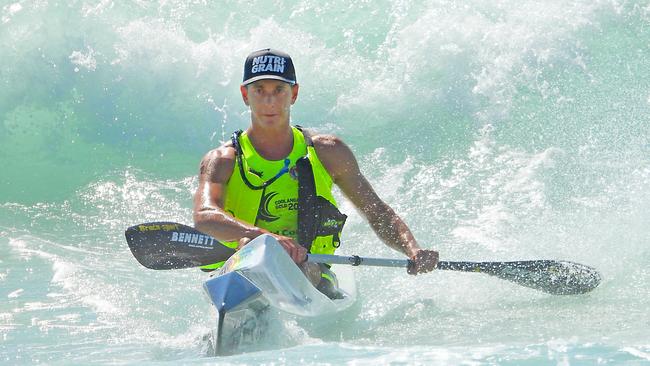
[192,143,307,263]
[192,144,266,241]
[313,134,438,273]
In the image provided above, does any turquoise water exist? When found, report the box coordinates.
[1,0,649,364]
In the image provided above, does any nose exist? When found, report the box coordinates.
[262,94,275,104]
[254,90,275,106]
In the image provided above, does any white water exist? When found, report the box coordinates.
[2,0,649,364]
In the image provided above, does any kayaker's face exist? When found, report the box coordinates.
[241,80,299,127]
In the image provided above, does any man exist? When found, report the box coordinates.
[193,49,438,295]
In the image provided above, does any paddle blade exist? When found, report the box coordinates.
[438,260,601,295]
[125,222,236,270]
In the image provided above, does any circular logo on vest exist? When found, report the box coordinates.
[258,191,280,222]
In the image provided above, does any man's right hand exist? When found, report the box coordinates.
[237,233,307,264]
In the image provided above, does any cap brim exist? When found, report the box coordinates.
[242,75,296,86]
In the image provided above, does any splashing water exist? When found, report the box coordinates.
[1,0,649,364]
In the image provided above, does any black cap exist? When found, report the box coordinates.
[242,49,296,86]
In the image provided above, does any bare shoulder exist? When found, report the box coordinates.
[310,133,360,181]
[311,133,345,151]
[199,141,236,183]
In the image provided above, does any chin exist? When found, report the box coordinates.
[257,116,286,127]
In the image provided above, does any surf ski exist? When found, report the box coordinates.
[202,234,357,355]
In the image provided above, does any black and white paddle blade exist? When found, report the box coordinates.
[125,222,236,270]
[438,260,601,295]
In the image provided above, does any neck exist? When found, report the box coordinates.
[246,124,294,160]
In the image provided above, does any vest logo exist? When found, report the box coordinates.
[251,56,286,74]
[258,191,280,222]
[272,229,297,237]
[170,231,215,249]
[249,168,264,178]
[322,218,344,229]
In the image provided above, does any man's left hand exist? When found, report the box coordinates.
[408,249,439,275]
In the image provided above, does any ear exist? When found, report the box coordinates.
[291,83,299,105]
[240,85,249,106]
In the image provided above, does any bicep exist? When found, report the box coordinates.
[316,136,385,218]
[194,180,226,211]
[193,148,235,213]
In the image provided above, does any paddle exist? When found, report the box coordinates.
[125,222,237,270]
[308,254,601,295]
[125,222,601,295]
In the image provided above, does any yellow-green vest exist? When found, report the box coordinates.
[201,126,346,271]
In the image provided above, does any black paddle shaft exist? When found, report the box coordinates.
[125,221,601,295]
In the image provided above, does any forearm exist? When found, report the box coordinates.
[194,208,267,242]
[366,203,420,258]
